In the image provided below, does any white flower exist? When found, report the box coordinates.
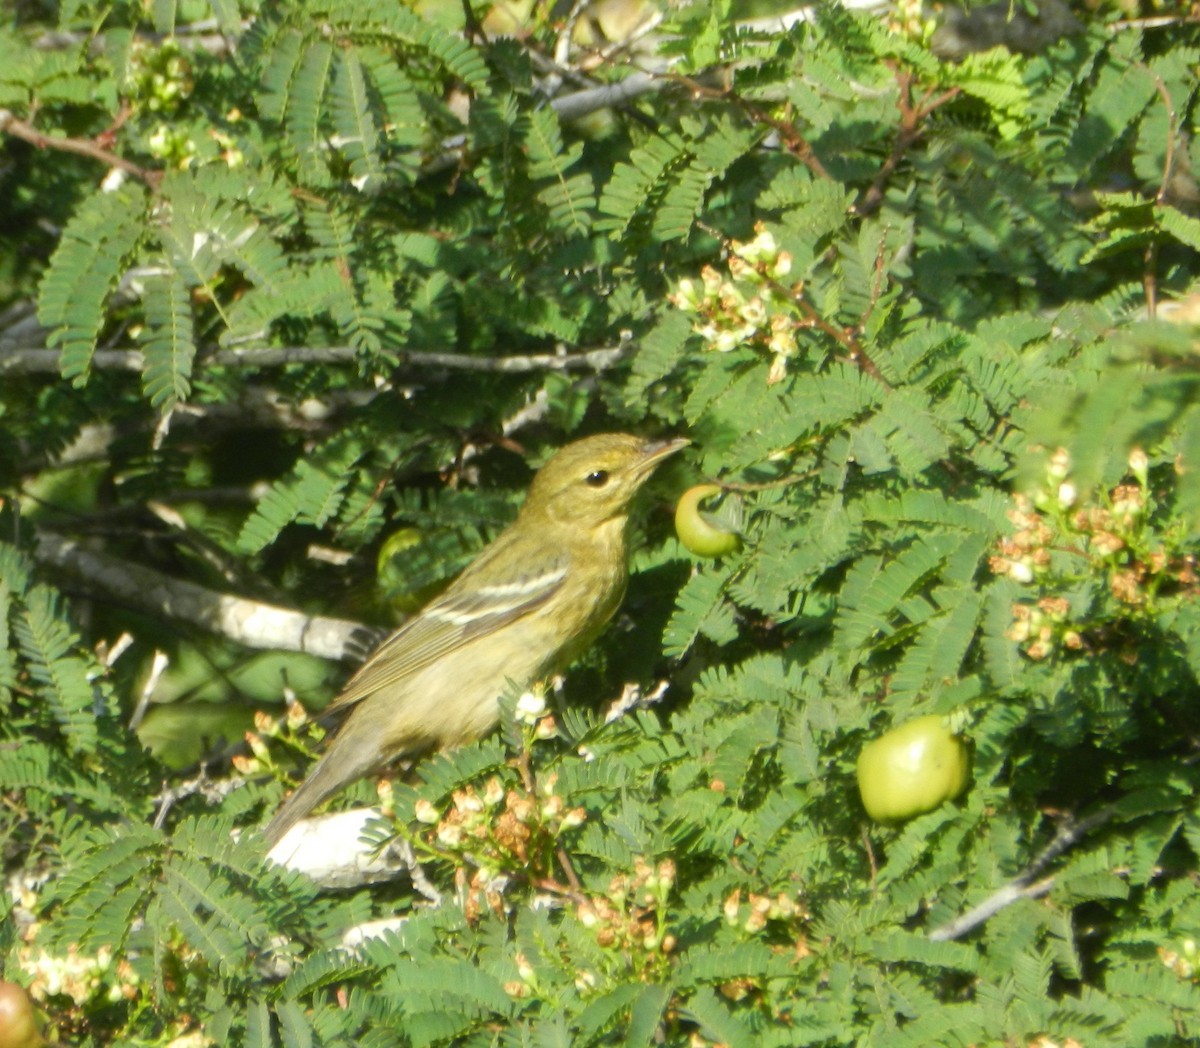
[1047,447,1071,482]
[1009,560,1034,583]
[1128,447,1148,483]
[483,777,505,806]
[437,823,464,847]
[734,229,777,262]
[713,329,742,354]
[739,297,767,326]
[515,689,547,724]
[672,278,701,311]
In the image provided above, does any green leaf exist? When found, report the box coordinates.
[13,585,101,751]
[664,567,739,658]
[140,266,196,409]
[332,46,386,192]
[37,185,147,383]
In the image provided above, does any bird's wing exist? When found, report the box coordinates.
[322,549,570,714]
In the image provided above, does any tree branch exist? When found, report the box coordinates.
[0,109,161,188]
[853,67,961,218]
[32,529,368,661]
[0,339,632,375]
[928,805,1117,941]
[264,808,418,889]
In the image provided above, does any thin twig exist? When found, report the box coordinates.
[153,768,245,830]
[577,8,665,76]
[930,876,1058,942]
[862,824,878,893]
[1151,76,1179,207]
[0,341,632,375]
[421,71,665,176]
[928,805,1117,941]
[0,109,161,187]
[544,69,664,125]
[603,679,669,723]
[147,500,258,588]
[758,262,892,388]
[35,19,236,54]
[393,836,444,904]
[1144,239,1160,322]
[1144,74,1179,320]
[720,468,818,493]
[458,0,487,47]
[695,220,892,389]
[790,286,892,388]
[549,0,593,94]
[861,227,892,334]
[515,747,584,896]
[670,74,832,181]
[854,67,961,218]
[129,650,170,732]
[1110,14,1200,30]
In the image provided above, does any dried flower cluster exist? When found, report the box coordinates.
[500,859,682,1003]
[412,767,585,922]
[722,887,806,935]
[238,702,326,787]
[887,0,934,39]
[8,912,170,1045]
[1160,937,1200,982]
[716,887,811,1004]
[670,224,800,384]
[570,858,678,985]
[991,447,1197,660]
[17,943,137,1008]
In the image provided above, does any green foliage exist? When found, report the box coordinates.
[139,266,197,407]
[2,0,1200,1044]
[36,185,148,382]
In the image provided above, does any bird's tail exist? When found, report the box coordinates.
[260,726,385,850]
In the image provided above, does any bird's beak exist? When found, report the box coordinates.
[638,436,690,471]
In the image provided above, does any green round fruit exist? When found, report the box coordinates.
[856,715,969,822]
[675,484,741,558]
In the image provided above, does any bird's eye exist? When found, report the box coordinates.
[585,470,610,487]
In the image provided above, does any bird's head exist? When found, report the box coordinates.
[521,433,689,527]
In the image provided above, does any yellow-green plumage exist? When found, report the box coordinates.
[261,433,686,848]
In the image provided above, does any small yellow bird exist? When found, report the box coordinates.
[262,432,687,847]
